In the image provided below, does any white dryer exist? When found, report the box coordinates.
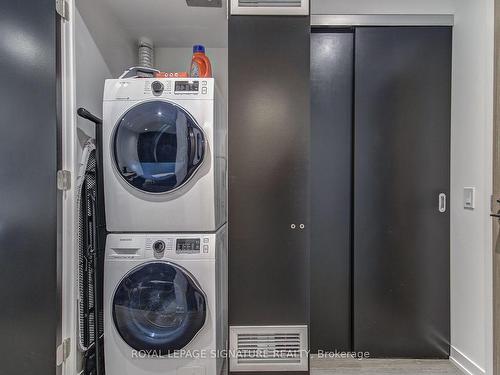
[103,78,227,232]
[104,226,228,375]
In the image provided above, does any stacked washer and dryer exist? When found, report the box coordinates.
[102,77,228,375]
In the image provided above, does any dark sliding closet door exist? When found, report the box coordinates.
[353,27,451,358]
[310,30,354,353]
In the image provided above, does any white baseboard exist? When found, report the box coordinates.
[450,346,486,375]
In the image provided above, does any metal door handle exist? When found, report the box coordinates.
[439,193,447,213]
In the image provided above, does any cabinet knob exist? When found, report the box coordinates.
[290,224,296,229]
[299,224,305,229]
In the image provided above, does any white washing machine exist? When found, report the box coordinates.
[104,225,228,375]
[103,78,227,232]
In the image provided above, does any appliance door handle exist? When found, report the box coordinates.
[196,132,204,164]
[188,127,196,165]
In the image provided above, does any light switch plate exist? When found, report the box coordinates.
[464,187,475,209]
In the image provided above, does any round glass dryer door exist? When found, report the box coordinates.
[113,101,205,194]
[112,262,207,354]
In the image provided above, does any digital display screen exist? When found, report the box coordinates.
[175,81,199,92]
[176,238,201,253]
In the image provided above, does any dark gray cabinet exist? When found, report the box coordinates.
[0,1,58,374]
[228,14,310,334]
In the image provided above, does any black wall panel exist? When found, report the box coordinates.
[310,30,354,353]
[353,27,452,358]
[228,14,310,333]
[0,1,57,374]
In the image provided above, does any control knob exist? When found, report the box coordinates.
[153,240,166,253]
[151,81,164,95]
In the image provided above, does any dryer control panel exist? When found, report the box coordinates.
[103,78,215,101]
[174,80,199,93]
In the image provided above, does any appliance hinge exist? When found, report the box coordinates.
[57,170,71,191]
[56,338,71,366]
[56,0,69,21]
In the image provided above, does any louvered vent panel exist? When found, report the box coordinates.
[230,326,308,372]
[238,0,302,7]
[230,0,308,15]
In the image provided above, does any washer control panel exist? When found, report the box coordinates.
[176,238,201,254]
[107,235,214,259]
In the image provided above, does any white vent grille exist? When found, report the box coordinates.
[239,0,301,7]
[229,326,308,372]
[230,0,308,15]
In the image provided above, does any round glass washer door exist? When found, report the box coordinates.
[112,262,207,354]
[113,100,205,194]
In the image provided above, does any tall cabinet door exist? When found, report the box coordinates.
[353,27,452,358]
[310,30,354,353]
[0,1,58,374]
[228,15,310,330]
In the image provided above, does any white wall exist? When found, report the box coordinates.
[62,8,114,375]
[75,8,112,153]
[76,0,136,77]
[155,47,228,100]
[312,1,494,374]
[450,1,494,374]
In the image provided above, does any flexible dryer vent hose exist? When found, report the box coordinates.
[138,37,154,69]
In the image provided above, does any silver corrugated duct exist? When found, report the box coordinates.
[138,37,154,68]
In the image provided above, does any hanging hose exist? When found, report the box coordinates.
[138,37,154,69]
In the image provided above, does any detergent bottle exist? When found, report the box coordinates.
[190,45,212,78]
